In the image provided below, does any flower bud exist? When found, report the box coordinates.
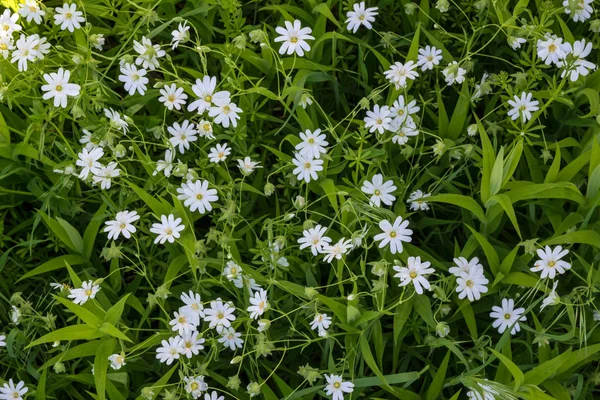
[246,382,261,398]
[436,0,449,12]
[140,387,155,400]
[405,3,418,14]
[249,29,268,44]
[590,19,600,33]
[114,144,126,158]
[436,322,450,337]
[230,356,243,364]
[467,124,477,137]
[304,287,318,299]
[227,375,241,391]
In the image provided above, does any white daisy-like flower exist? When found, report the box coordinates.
[322,238,353,263]
[390,95,419,125]
[176,180,219,214]
[384,61,419,88]
[178,330,205,358]
[40,67,80,108]
[564,0,593,22]
[150,214,185,244]
[108,353,126,370]
[374,216,413,254]
[417,45,443,71]
[133,36,165,70]
[560,39,596,81]
[76,147,104,180]
[274,19,314,57]
[391,119,419,145]
[292,153,324,183]
[208,143,231,163]
[237,157,261,175]
[537,36,567,65]
[10,306,20,325]
[18,0,45,24]
[204,298,236,333]
[296,128,328,159]
[104,108,129,134]
[345,2,378,33]
[118,63,149,96]
[310,312,332,333]
[188,76,230,114]
[0,379,28,400]
[0,9,21,36]
[442,61,467,85]
[11,34,38,72]
[91,161,120,190]
[449,257,483,277]
[299,93,313,109]
[180,291,205,325]
[361,174,396,207]
[153,148,175,177]
[456,268,489,301]
[298,224,332,256]
[540,281,560,311]
[171,22,190,50]
[508,36,527,50]
[393,256,435,294]
[169,308,197,335]
[168,120,197,154]
[204,391,225,400]
[324,374,354,400]
[407,190,431,211]
[223,261,243,287]
[247,289,269,320]
[217,327,243,351]
[197,120,215,139]
[489,298,527,335]
[68,280,101,305]
[53,3,84,32]
[208,97,242,128]
[364,105,392,134]
[159,83,187,110]
[90,33,105,50]
[104,210,140,240]
[31,35,50,61]
[531,245,571,279]
[507,92,539,123]
[0,36,15,59]
[156,337,184,365]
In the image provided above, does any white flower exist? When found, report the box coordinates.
[184,376,208,399]
[324,374,354,400]
[29,35,49,61]
[153,149,175,177]
[540,281,560,311]
[76,147,104,179]
[296,129,328,159]
[197,120,215,139]
[490,298,527,335]
[171,22,190,49]
[180,291,205,325]
[310,313,332,334]
[471,72,491,101]
[208,97,242,128]
[442,61,467,85]
[0,9,21,36]
[417,45,442,71]
[456,268,489,301]
[18,0,45,24]
[11,34,38,72]
[218,327,243,350]
[178,330,205,358]
[298,224,332,256]
[237,157,261,175]
[92,162,120,190]
[104,210,140,240]
[177,180,218,213]
[361,174,396,207]
[274,19,314,56]
[508,36,527,50]
[323,238,353,263]
[384,61,419,88]
[223,261,243,287]
[560,39,596,81]
[507,92,539,123]
[188,76,230,114]
[299,93,313,108]
[390,95,419,125]
[374,216,412,254]
[531,245,571,279]
[90,34,105,50]
[391,119,418,145]
[208,143,231,163]
[53,3,84,32]
[292,153,323,183]
[466,383,497,400]
[364,105,392,134]
[118,63,149,96]
[0,36,14,58]
[537,36,567,65]
[10,306,20,325]
[204,298,236,333]
[170,308,197,335]
[204,391,224,400]
[593,310,600,322]
[159,84,187,110]
[564,0,593,22]
[156,336,184,365]
[133,36,165,70]
[393,256,435,294]
[0,334,5,347]
[168,120,197,154]
[247,289,269,320]
[345,2,378,33]
[68,280,101,305]
[104,108,129,134]
[150,214,185,244]
[108,354,126,370]
[40,68,80,108]
[0,379,28,400]
[449,257,483,277]
[407,190,431,211]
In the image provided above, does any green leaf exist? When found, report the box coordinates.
[426,350,451,400]
[523,348,572,385]
[360,334,390,390]
[39,211,82,254]
[83,203,108,260]
[134,364,178,400]
[35,369,47,400]
[98,322,132,343]
[489,147,504,197]
[320,179,339,213]
[490,348,524,390]
[542,230,600,248]
[477,115,494,204]
[447,83,470,139]
[26,325,103,348]
[124,180,171,216]
[94,338,115,400]
[105,294,131,326]
[17,255,86,282]
[544,144,561,183]
[414,295,436,328]
[393,296,414,345]
[465,226,501,276]
[486,194,522,238]
[312,3,341,28]
[427,194,486,222]
[55,297,102,328]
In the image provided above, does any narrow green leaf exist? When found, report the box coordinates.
[426,350,451,400]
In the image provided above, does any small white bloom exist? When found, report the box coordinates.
[407,190,431,211]
[92,162,120,190]
[531,245,571,279]
[417,45,442,71]
[90,33,105,50]
[118,63,149,96]
[345,2,378,33]
[442,61,467,85]
[133,36,165,70]
[223,261,243,287]
[507,92,539,123]
[204,391,224,400]
[204,298,236,333]
[188,76,230,114]
[0,334,5,347]
[361,174,396,207]
[68,280,101,305]
[0,379,28,400]
[390,95,419,125]
[564,0,593,22]
[540,281,560,311]
[218,327,243,350]
[155,336,184,365]
[247,289,269,320]
[108,354,126,370]
[364,105,392,134]
[560,39,596,81]
[159,83,187,110]
[323,238,353,263]
[197,120,215,139]
[184,376,208,399]
[0,36,14,59]
[104,108,129,134]
[292,153,324,183]
[274,19,314,57]
[310,313,332,333]
[11,34,38,72]
[298,224,332,256]
[76,147,104,180]
[41,68,80,108]
[178,330,205,358]
[168,120,197,154]
[391,119,419,145]
[170,308,197,335]
[208,143,231,163]
[176,180,219,214]
[18,0,45,24]
[0,9,21,35]
[296,128,328,159]
[104,210,140,240]
[150,214,185,244]
[374,216,412,254]
[393,256,435,294]
[171,22,190,49]
[10,306,20,325]
[508,36,527,50]
[384,61,419,89]
[456,268,489,301]
[208,97,242,128]
[490,298,527,335]
[180,291,205,325]
[153,149,175,177]
[237,157,261,175]
[449,257,484,278]
[324,374,354,400]
[537,36,567,65]
[53,3,84,32]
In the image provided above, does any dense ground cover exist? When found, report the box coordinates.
[1,0,600,399]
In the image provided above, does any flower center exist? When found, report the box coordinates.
[132,74,139,81]
[466,280,474,288]
[168,94,176,102]
[85,289,93,296]
[398,109,404,116]
[165,228,173,235]
[185,341,192,348]
[169,348,177,355]
[376,118,382,124]
[427,55,433,61]
[223,105,231,114]
[504,313,511,320]
[548,44,556,52]
[399,132,406,137]
[119,223,126,230]
[65,12,72,18]
[258,301,265,309]
[290,36,298,43]
[548,261,555,267]
[204,95,212,102]
[333,382,341,389]
[217,312,224,319]
[374,189,381,196]
[218,151,224,158]
[56,85,63,92]
[30,6,37,12]
[409,271,417,279]
[304,162,311,169]
[196,193,203,200]
[231,267,237,275]
[0,44,6,50]
[308,138,315,144]
[389,231,397,238]
[203,124,211,131]
[178,316,186,323]
[180,134,186,140]
[191,382,198,390]
[191,303,199,310]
